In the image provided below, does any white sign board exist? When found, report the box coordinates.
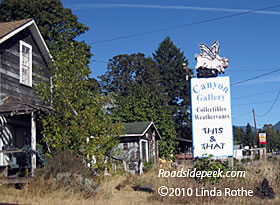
[191,76,233,157]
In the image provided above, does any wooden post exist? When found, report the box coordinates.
[252,109,258,147]
[31,112,36,177]
[228,157,233,168]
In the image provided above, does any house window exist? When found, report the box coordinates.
[19,41,32,86]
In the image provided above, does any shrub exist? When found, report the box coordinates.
[30,150,100,198]
[36,150,91,179]
[143,161,153,172]
[193,155,229,183]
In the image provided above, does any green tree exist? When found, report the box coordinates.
[111,85,177,159]
[37,44,123,169]
[260,124,280,150]
[100,53,178,159]
[99,53,164,99]
[153,37,193,139]
[243,123,256,147]
[233,126,245,144]
[0,0,120,169]
[0,0,89,52]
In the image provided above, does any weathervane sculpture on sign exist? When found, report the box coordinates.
[195,40,228,78]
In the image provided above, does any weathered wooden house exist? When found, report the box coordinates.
[117,121,161,173]
[0,19,51,178]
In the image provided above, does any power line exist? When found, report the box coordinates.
[89,4,280,45]
[231,69,280,86]
[232,89,280,100]
[232,111,252,119]
[232,99,277,107]
[256,90,280,117]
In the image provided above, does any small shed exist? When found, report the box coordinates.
[117,121,161,173]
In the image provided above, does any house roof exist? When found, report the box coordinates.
[121,121,161,139]
[0,96,53,116]
[0,18,52,62]
[0,19,32,39]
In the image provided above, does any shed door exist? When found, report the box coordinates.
[140,139,148,162]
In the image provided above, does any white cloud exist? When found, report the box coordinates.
[69,3,280,15]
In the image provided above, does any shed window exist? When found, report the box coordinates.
[19,41,32,86]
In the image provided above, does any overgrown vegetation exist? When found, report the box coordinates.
[193,155,230,183]
[99,38,193,158]
[234,123,280,150]
[0,0,123,169]
[1,157,279,205]
[27,151,101,198]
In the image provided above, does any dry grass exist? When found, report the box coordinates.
[152,158,280,205]
[0,158,280,205]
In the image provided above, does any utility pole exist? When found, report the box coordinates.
[252,109,258,147]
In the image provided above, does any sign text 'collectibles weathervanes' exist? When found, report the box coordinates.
[191,76,233,157]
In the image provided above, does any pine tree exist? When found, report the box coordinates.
[153,37,193,139]
[99,53,178,158]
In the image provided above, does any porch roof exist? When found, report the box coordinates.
[0,96,53,115]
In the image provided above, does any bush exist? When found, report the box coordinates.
[194,155,229,183]
[30,150,100,198]
[52,172,99,197]
[241,158,252,164]
[36,150,91,179]
[143,161,153,172]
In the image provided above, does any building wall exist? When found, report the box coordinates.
[0,27,50,103]
[118,125,160,173]
[118,137,139,173]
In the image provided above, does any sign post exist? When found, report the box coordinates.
[191,40,233,158]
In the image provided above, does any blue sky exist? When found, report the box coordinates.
[61,0,280,128]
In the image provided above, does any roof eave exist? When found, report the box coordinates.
[0,19,52,63]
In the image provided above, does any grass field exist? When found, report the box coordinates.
[0,157,279,205]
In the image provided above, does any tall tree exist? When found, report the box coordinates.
[0,0,92,78]
[233,126,245,144]
[111,85,177,159]
[0,0,89,52]
[243,123,256,147]
[153,37,193,139]
[37,44,123,169]
[260,124,280,151]
[99,53,178,158]
[99,53,164,99]
[0,0,118,169]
